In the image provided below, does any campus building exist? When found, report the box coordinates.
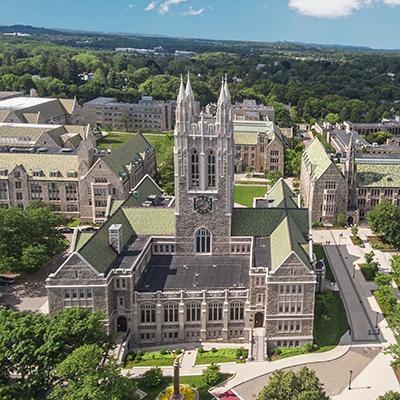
[232,99,275,122]
[300,135,400,224]
[0,131,156,222]
[81,95,180,132]
[0,94,82,125]
[233,120,286,175]
[46,76,317,356]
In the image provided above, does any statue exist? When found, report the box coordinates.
[171,351,183,400]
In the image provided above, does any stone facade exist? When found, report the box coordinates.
[47,76,316,356]
[0,132,156,222]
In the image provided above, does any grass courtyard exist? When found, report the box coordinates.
[195,347,248,365]
[97,132,135,151]
[234,185,267,207]
[124,350,175,367]
[314,291,349,347]
[143,132,174,166]
[134,374,231,400]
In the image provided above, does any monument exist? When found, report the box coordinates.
[171,352,183,400]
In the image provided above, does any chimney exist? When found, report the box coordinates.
[109,224,123,254]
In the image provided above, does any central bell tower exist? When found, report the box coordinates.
[174,74,234,256]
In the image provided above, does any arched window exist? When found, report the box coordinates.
[230,302,244,321]
[208,302,223,321]
[140,303,156,323]
[207,151,216,188]
[195,227,211,254]
[190,149,200,188]
[186,303,201,322]
[164,303,179,323]
[208,124,214,135]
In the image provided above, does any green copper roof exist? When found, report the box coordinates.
[122,208,175,235]
[303,137,333,180]
[80,208,135,274]
[74,232,94,251]
[357,163,400,188]
[103,133,152,176]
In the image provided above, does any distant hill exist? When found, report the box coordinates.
[0,24,388,54]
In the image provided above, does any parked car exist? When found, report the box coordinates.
[0,277,13,286]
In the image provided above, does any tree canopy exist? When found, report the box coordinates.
[367,201,400,249]
[0,202,67,274]
[257,367,329,400]
[0,308,110,399]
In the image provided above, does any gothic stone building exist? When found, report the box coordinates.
[0,131,156,223]
[233,120,286,175]
[47,77,317,355]
[300,135,400,224]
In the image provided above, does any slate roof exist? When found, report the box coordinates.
[0,151,79,180]
[357,163,400,188]
[102,133,153,176]
[72,178,311,274]
[302,137,333,180]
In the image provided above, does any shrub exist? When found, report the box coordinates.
[312,221,324,229]
[235,347,247,359]
[375,285,397,316]
[303,342,313,353]
[142,367,163,388]
[335,213,346,227]
[375,273,392,287]
[211,347,217,353]
[175,348,182,355]
[361,263,379,281]
[351,224,359,237]
[202,364,221,387]
[197,347,205,354]
[365,251,375,265]
[126,353,135,362]
[159,348,168,355]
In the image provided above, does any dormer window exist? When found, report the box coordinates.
[67,171,78,178]
[0,168,7,177]
[49,170,60,178]
[32,169,43,177]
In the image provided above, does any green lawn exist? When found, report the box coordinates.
[124,351,174,367]
[67,218,80,228]
[234,185,267,207]
[195,348,247,365]
[143,132,174,167]
[135,374,232,400]
[314,291,349,347]
[97,132,136,151]
[313,244,336,283]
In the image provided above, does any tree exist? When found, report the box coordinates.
[202,364,221,387]
[142,367,163,388]
[0,202,67,274]
[258,367,328,400]
[158,146,174,195]
[335,212,346,227]
[367,201,400,249]
[266,170,282,186]
[50,344,138,400]
[375,273,392,287]
[0,308,110,399]
[351,224,359,237]
[378,392,400,400]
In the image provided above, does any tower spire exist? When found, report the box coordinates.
[224,74,231,106]
[185,71,194,99]
[177,74,185,103]
[217,76,227,106]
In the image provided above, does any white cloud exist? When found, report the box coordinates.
[144,1,158,11]
[288,0,371,18]
[182,6,204,16]
[125,3,135,10]
[159,0,187,14]
[289,0,400,18]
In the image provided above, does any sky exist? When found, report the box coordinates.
[1,0,400,49]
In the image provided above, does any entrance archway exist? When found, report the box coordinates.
[347,216,354,226]
[117,316,128,332]
[254,312,264,328]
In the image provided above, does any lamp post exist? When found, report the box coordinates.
[375,312,379,329]
[353,264,356,279]
[348,370,353,390]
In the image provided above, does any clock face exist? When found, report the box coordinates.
[194,196,213,214]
